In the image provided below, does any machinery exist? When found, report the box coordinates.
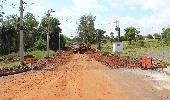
[79,43,87,54]
[72,43,87,54]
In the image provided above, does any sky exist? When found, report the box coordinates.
[1,0,170,37]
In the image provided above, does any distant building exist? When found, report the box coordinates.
[143,36,150,40]
[153,33,161,39]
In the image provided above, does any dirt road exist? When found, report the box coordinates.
[0,53,170,100]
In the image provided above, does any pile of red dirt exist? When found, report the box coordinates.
[86,50,141,69]
[0,66,31,77]
[33,50,74,70]
[0,50,74,77]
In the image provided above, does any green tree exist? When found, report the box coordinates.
[72,36,82,43]
[110,32,115,43]
[0,14,19,55]
[0,5,4,23]
[33,38,46,50]
[136,35,144,41]
[146,34,153,39]
[24,12,39,50]
[153,33,161,39]
[63,36,72,47]
[95,29,106,50]
[77,14,96,44]
[162,27,170,42]
[120,36,126,41]
[124,27,140,44]
[0,11,65,55]
[39,16,62,51]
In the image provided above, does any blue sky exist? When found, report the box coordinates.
[1,0,170,37]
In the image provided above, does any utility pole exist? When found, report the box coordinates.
[46,9,55,58]
[115,20,120,42]
[59,33,60,51]
[19,0,24,63]
[113,20,123,53]
[46,10,50,58]
[97,30,101,50]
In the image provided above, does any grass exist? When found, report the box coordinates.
[26,50,56,59]
[123,39,170,52]
[1,62,21,69]
[0,50,56,69]
[93,39,170,53]
[92,39,170,61]
[125,46,170,53]
[0,56,4,61]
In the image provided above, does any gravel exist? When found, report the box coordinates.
[124,69,170,90]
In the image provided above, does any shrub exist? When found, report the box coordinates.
[136,40,145,47]
[33,39,46,50]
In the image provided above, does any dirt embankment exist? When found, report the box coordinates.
[0,50,170,100]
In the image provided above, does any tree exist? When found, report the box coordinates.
[105,35,110,40]
[120,36,126,41]
[77,14,96,44]
[110,32,115,43]
[124,27,140,44]
[72,36,82,43]
[153,33,161,39]
[0,5,4,23]
[95,29,106,50]
[136,35,144,41]
[60,34,66,49]
[24,12,39,50]
[146,34,153,39]
[33,38,46,50]
[162,27,170,42]
[39,16,62,51]
[63,36,71,47]
[0,14,19,55]
[0,11,65,55]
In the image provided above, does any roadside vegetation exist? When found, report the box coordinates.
[74,14,170,64]
[1,4,170,69]
[74,14,170,52]
[0,50,56,69]
[0,5,71,69]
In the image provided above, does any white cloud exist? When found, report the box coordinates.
[54,8,73,17]
[31,5,47,14]
[59,20,78,37]
[104,11,170,36]
[125,0,147,7]
[143,0,170,10]
[96,0,170,36]
[55,0,108,18]
[71,0,107,13]
[53,0,108,37]
[120,0,170,10]
[30,0,170,37]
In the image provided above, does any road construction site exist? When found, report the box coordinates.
[0,49,170,100]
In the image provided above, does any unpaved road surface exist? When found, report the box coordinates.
[0,53,170,100]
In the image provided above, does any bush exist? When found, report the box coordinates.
[136,40,145,47]
[0,52,19,62]
[33,39,46,50]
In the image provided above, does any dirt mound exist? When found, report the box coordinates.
[86,50,140,69]
[0,52,170,100]
[0,50,74,77]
